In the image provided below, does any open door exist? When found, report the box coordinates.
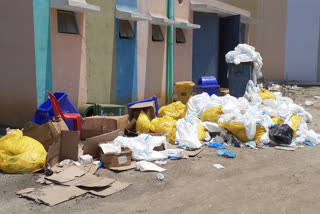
[218,15,240,88]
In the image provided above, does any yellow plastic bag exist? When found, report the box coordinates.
[258,89,276,101]
[198,124,207,141]
[136,110,151,133]
[218,122,266,142]
[158,101,186,120]
[0,130,47,174]
[290,114,302,139]
[150,116,176,144]
[200,106,223,123]
[271,116,284,124]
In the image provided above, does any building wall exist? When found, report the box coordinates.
[138,0,167,105]
[284,0,320,81]
[50,9,87,108]
[0,0,38,127]
[86,0,116,104]
[174,0,193,83]
[192,12,218,83]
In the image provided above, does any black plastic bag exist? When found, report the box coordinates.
[269,124,293,145]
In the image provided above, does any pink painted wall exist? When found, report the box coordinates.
[138,0,167,105]
[50,8,87,108]
[174,0,193,84]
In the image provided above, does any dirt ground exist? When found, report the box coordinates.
[1,87,320,214]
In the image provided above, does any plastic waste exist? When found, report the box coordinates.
[218,122,266,143]
[213,164,224,169]
[150,116,176,144]
[160,149,184,159]
[303,142,314,146]
[99,143,121,154]
[175,117,202,149]
[198,124,207,141]
[113,135,167,161]
[305,129,320,145]
[305,100,314,106]
[156,173,165,181]
[258,89,276,102]
[136,161,166,172]
[79,154,93,165]
[245,141,256,148]
[217,149,236,158]
[200,106,223,123]
[200,121,224,133]
[136,110,151,133]
[269,124,293,145]
[208,142,226,149]
[158,101,186,120]
[0,130,47,173]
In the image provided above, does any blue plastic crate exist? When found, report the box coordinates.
[32,92,81,130]
[127,96,159,116]
[196,76,220,96]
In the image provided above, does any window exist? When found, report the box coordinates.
[152,25,164,42]
[119,20,135,39]
[176,28,186,44]
[57,10,79,34]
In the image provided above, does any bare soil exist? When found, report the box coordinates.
[1,87,320,214]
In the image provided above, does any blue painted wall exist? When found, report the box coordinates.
[192,12,218,84]
[115,0,138,12]
[33,0,53,106]
[115,19,138,104]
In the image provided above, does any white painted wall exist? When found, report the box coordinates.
[284,0,320,81]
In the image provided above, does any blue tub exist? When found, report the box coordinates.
[196,76,220,96]
[32,92,81,130]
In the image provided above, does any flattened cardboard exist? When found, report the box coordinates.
[109,162,136,172]
[78,164,99,175]
[81,115,128,139]
[185,148,204,157]
[83,129,121,159]
[60,131,79,161]
[24,118,69,167]
[63,173,115,188]
[89,181,131,197]
[17,185,87,206]
[128,101,156,121]
[46,166,85,183]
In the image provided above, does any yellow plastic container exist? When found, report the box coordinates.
[174,81,195,104]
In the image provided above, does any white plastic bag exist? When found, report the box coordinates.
[136,161,166,172]
[160,149,184,158]
[175,118,202,149]
[99,143,121,154]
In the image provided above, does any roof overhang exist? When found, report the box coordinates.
[150,16,176,26]
[50,0,100,13]
[174,21,201,29]
[116,7,152,21]
[190,1,260,24]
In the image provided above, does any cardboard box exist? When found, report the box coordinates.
[24,118,79,166]
[99,147,132,168]
[83,129,122,159]
[128,101,156,121]
[81,115,128,139]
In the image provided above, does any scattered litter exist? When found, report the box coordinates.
[217,150,236,158]
[154,160,167,165]
[245,141,256,148]
[303,142,314,146]
[160,149,184,159]
[79,154,93,165]
[269,124,293,145]
[136,161,166,172]
[274,146,296,151]
[314,96,320,99]
[156,173,165,181]
[213,164,224,169]
[208,142,226,149]
[305,100,314,106]
[99,143,121,154]
[109,162,137,172]
[93,161,101,165]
